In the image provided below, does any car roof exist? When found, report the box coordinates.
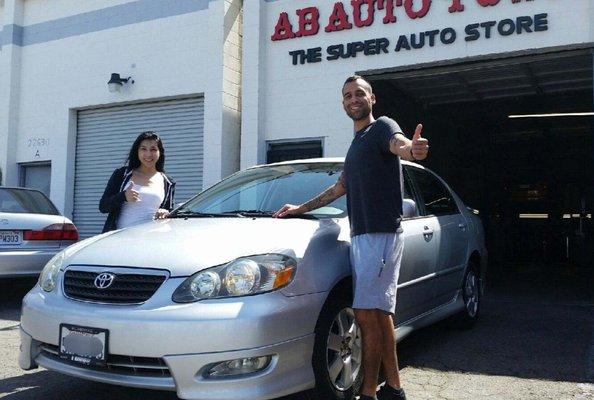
[256,157,425,169]
[0,186,51,197]
[0,186,44,191]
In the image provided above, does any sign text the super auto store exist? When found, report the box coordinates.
[270,0,548,66]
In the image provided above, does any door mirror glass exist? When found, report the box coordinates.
[403,198,417,218]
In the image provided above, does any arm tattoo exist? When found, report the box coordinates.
[302,186,339,212]
[390,134,407,149]
[337,172,346,189]
[390,133,412,159]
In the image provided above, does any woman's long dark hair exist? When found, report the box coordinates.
[127,131,166,172]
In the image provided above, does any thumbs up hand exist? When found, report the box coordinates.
[411,124,429,161]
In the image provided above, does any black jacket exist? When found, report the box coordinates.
[99,167,176,233]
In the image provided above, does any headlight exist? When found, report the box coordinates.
[225,259,260,296]
[38,251,65,292]
[172,254,297,303]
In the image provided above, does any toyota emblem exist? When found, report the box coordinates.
[94,273,115,289]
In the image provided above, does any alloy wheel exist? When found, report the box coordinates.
[325,307,362,391]
[464,270,479,317]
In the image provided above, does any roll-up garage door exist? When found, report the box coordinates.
[74,97,204,238]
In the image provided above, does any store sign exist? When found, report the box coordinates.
[270,0,548,66]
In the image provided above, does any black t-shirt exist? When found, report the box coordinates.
[343,116,404,237]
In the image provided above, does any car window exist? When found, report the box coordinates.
[407,168,458,216]
[402,170,414,201]
[182,163,347,217]
[0,188,60,215]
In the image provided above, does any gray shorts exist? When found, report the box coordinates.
[350,232,404,315]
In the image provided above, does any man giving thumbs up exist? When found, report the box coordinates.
[275,75,429,400]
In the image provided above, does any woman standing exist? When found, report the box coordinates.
[99,131,175,233]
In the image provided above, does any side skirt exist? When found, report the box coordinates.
[395,289,465,342]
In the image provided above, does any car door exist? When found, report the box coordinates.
[396,167,440,324]
[407,167,469,308]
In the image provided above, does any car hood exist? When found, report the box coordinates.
[66,217,349,276]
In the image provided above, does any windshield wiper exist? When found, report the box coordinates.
[225,210,320,220]
[168,211,239,218]
[283,213,319,220]
[170,209,321,220]
[223,210,275,217]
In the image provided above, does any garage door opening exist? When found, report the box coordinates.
[364,49,593,297]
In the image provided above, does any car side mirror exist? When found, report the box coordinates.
[403,199,417,218]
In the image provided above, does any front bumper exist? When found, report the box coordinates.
[20,328,315,400]
[20,283,326,399]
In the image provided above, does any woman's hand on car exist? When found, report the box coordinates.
[154,209,170,219]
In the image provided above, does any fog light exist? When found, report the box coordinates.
[204,355,272,378]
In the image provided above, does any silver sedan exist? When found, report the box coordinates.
[19,159,487,400]
[0,187,78,278]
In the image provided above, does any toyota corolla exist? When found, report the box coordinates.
[19,158,487,400]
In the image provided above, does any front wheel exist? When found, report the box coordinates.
[311,294,363,400]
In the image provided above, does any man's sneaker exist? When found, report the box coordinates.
[377,384,406,400]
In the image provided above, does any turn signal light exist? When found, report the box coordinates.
[24,223,79,241]
[273,266,295,289]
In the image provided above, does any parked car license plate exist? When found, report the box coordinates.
[0,230,22,245]
[59,324,109,366]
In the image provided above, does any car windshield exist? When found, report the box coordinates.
[176,162,347,218]
[0,188,60,215]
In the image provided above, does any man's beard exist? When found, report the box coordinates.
[345,104,372,121]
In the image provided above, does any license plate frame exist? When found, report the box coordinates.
[59,324,109,367]
[0,230,22,246]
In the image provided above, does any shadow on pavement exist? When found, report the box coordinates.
[0,368,317,400]
[396,271,594,385]
[0,369,180,399]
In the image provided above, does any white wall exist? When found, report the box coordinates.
[204,0,243,183]
[1,0,238,216]
[0,0,23,188]
[22,0,131,25]
[242,0,594,165]
[0,1,4,29]
[221,0,242,179]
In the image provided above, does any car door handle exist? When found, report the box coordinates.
[423,226,434,242]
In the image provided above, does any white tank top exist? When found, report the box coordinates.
[117,181,165,229]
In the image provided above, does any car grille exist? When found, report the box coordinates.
[63,270,166,304]
[39,343,171,377]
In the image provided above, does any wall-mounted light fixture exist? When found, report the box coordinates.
[108,73,134,93]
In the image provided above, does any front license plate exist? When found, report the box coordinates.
[59,324,109,366]
[0,230,22,246]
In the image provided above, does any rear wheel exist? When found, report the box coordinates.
[452,261,480,329]
[311,294,363,400]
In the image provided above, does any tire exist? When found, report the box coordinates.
[311,293,363,400]
[452,261,481,329]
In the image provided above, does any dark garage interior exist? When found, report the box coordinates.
[366,49,593,300]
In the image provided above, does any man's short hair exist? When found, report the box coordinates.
[343,75,373,93]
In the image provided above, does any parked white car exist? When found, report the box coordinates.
[0,187,78,278]
[19,159,487,400]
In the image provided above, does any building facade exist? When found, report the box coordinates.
[0,0,241,237]
[1,0,593,265]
